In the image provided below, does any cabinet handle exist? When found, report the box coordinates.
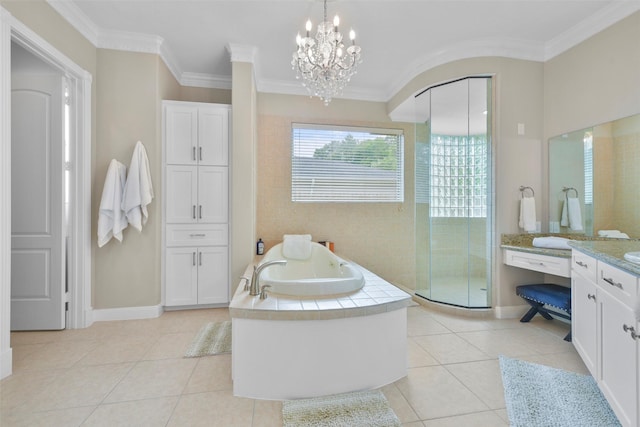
[192,252,196,266]
[528,261,545,266]
[602,276,623,289]
[623,324,638,340]
[587,293,596,301]
[192,205,196,219]
[199,147,202,161]
[199,251,202,266]
[576,260,588,268]
[189,233,206,237]
[199,205,203,219]
[192,146,196,161]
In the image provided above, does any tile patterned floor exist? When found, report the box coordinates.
[1,303,585,426]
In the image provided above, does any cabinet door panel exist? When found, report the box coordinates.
[165,247,198,306]
[166,166,198,223]
[165,106,197,165]
[571,273,598,376]
[198,107,229,166]
[198,167,228,223]
[197,247,229,304]
[599,289,638,427]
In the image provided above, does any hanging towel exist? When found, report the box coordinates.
[122,141,154,231]
[98,159,128,247]
[282,234,312,260]
[563,197,583,231]
[519,197,536,232]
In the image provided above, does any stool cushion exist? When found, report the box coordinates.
[516,284,571,311]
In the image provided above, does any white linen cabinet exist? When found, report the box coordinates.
[163,101,230,307]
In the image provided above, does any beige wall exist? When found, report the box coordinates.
[256,98,416,289]
[3,1,638,313]
[94,49,162,308]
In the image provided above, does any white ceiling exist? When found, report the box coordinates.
[49,0,639,104]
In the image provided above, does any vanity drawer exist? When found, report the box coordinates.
[572,252,597,283]
[166,224,228,247]
[598,262,638,307]
[504,250,571,277]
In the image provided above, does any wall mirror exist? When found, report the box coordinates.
[549,113,640,238]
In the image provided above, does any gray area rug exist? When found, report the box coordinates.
[282,389,401,427]
[184,321,231,357]
[499,355,621,427]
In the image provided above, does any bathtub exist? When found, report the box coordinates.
[260,242,364,296]
[229,246,413,400]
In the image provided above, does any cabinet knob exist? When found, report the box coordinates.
[587,293,596,301]
[576,261,588,268]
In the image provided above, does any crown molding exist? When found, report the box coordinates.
[544,1,640,60]
[181,72,232,90]
[47,0,99,46]
[226,43,257,63]
[384,37,545,102]
[97,29,163,54]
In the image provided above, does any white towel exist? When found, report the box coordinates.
[282,234,312,260]
[564,197,583,231]
[519,197,536,232]
[532,236,572,250]
[97,159,128,247]
[122,141,154,231]
[599,230,629,239]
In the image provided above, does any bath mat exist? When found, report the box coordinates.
[282,389,401,427]
[184,321,231,357]
[499,355,621,427]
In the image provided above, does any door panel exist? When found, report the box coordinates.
[198,107,228,166]
[198,166,228,223]
[165,106,197,165]
[197,247,229,304]
[165,165,198,223]
[11,74,66,331]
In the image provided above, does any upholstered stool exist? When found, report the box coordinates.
[516,284,572,342]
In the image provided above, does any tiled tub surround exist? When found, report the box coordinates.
[229,259,413,400]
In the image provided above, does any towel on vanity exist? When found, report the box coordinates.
[98,159,128,247]
[532,236,572,250]
[282,234,312,260]
[122,141,154,231]
[561,197,583,231]
[598,230,629,239]
[519,196,537,232]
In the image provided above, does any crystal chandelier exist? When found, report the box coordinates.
[291,0,362,105]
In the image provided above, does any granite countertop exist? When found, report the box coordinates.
[569,240,640,277]
[500,233,640,276]
[229,259,413,321]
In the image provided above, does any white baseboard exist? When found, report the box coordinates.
[0,347,12,380]
[92,305,164,322]
[494,304,528,319]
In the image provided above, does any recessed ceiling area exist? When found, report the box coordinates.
[50,0,639,103]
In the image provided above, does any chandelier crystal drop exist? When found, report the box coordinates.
[291,0,362,106]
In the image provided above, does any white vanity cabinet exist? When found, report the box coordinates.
[571,250,639,427]
[163,101,231,307]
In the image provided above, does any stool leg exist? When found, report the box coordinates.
[520,304,540,322]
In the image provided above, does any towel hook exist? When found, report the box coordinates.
[562,187,578,198]
[519,186,534,198]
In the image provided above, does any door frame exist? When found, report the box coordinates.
[0,7,92,379]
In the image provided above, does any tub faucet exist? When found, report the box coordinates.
[250,260,287,296]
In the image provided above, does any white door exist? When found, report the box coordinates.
[165,247,198,306]
[165,105,197,165]
[165,165,198,223]
[198,166,228,223]
[11,74,66,331]
[198,106,228,166]
[197,246,229,304]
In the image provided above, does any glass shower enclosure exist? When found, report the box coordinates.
[415,77,492,308]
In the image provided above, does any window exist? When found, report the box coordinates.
[291,123,404,202]
[429,134,488,218]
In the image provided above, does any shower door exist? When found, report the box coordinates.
[415,77,492,308]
